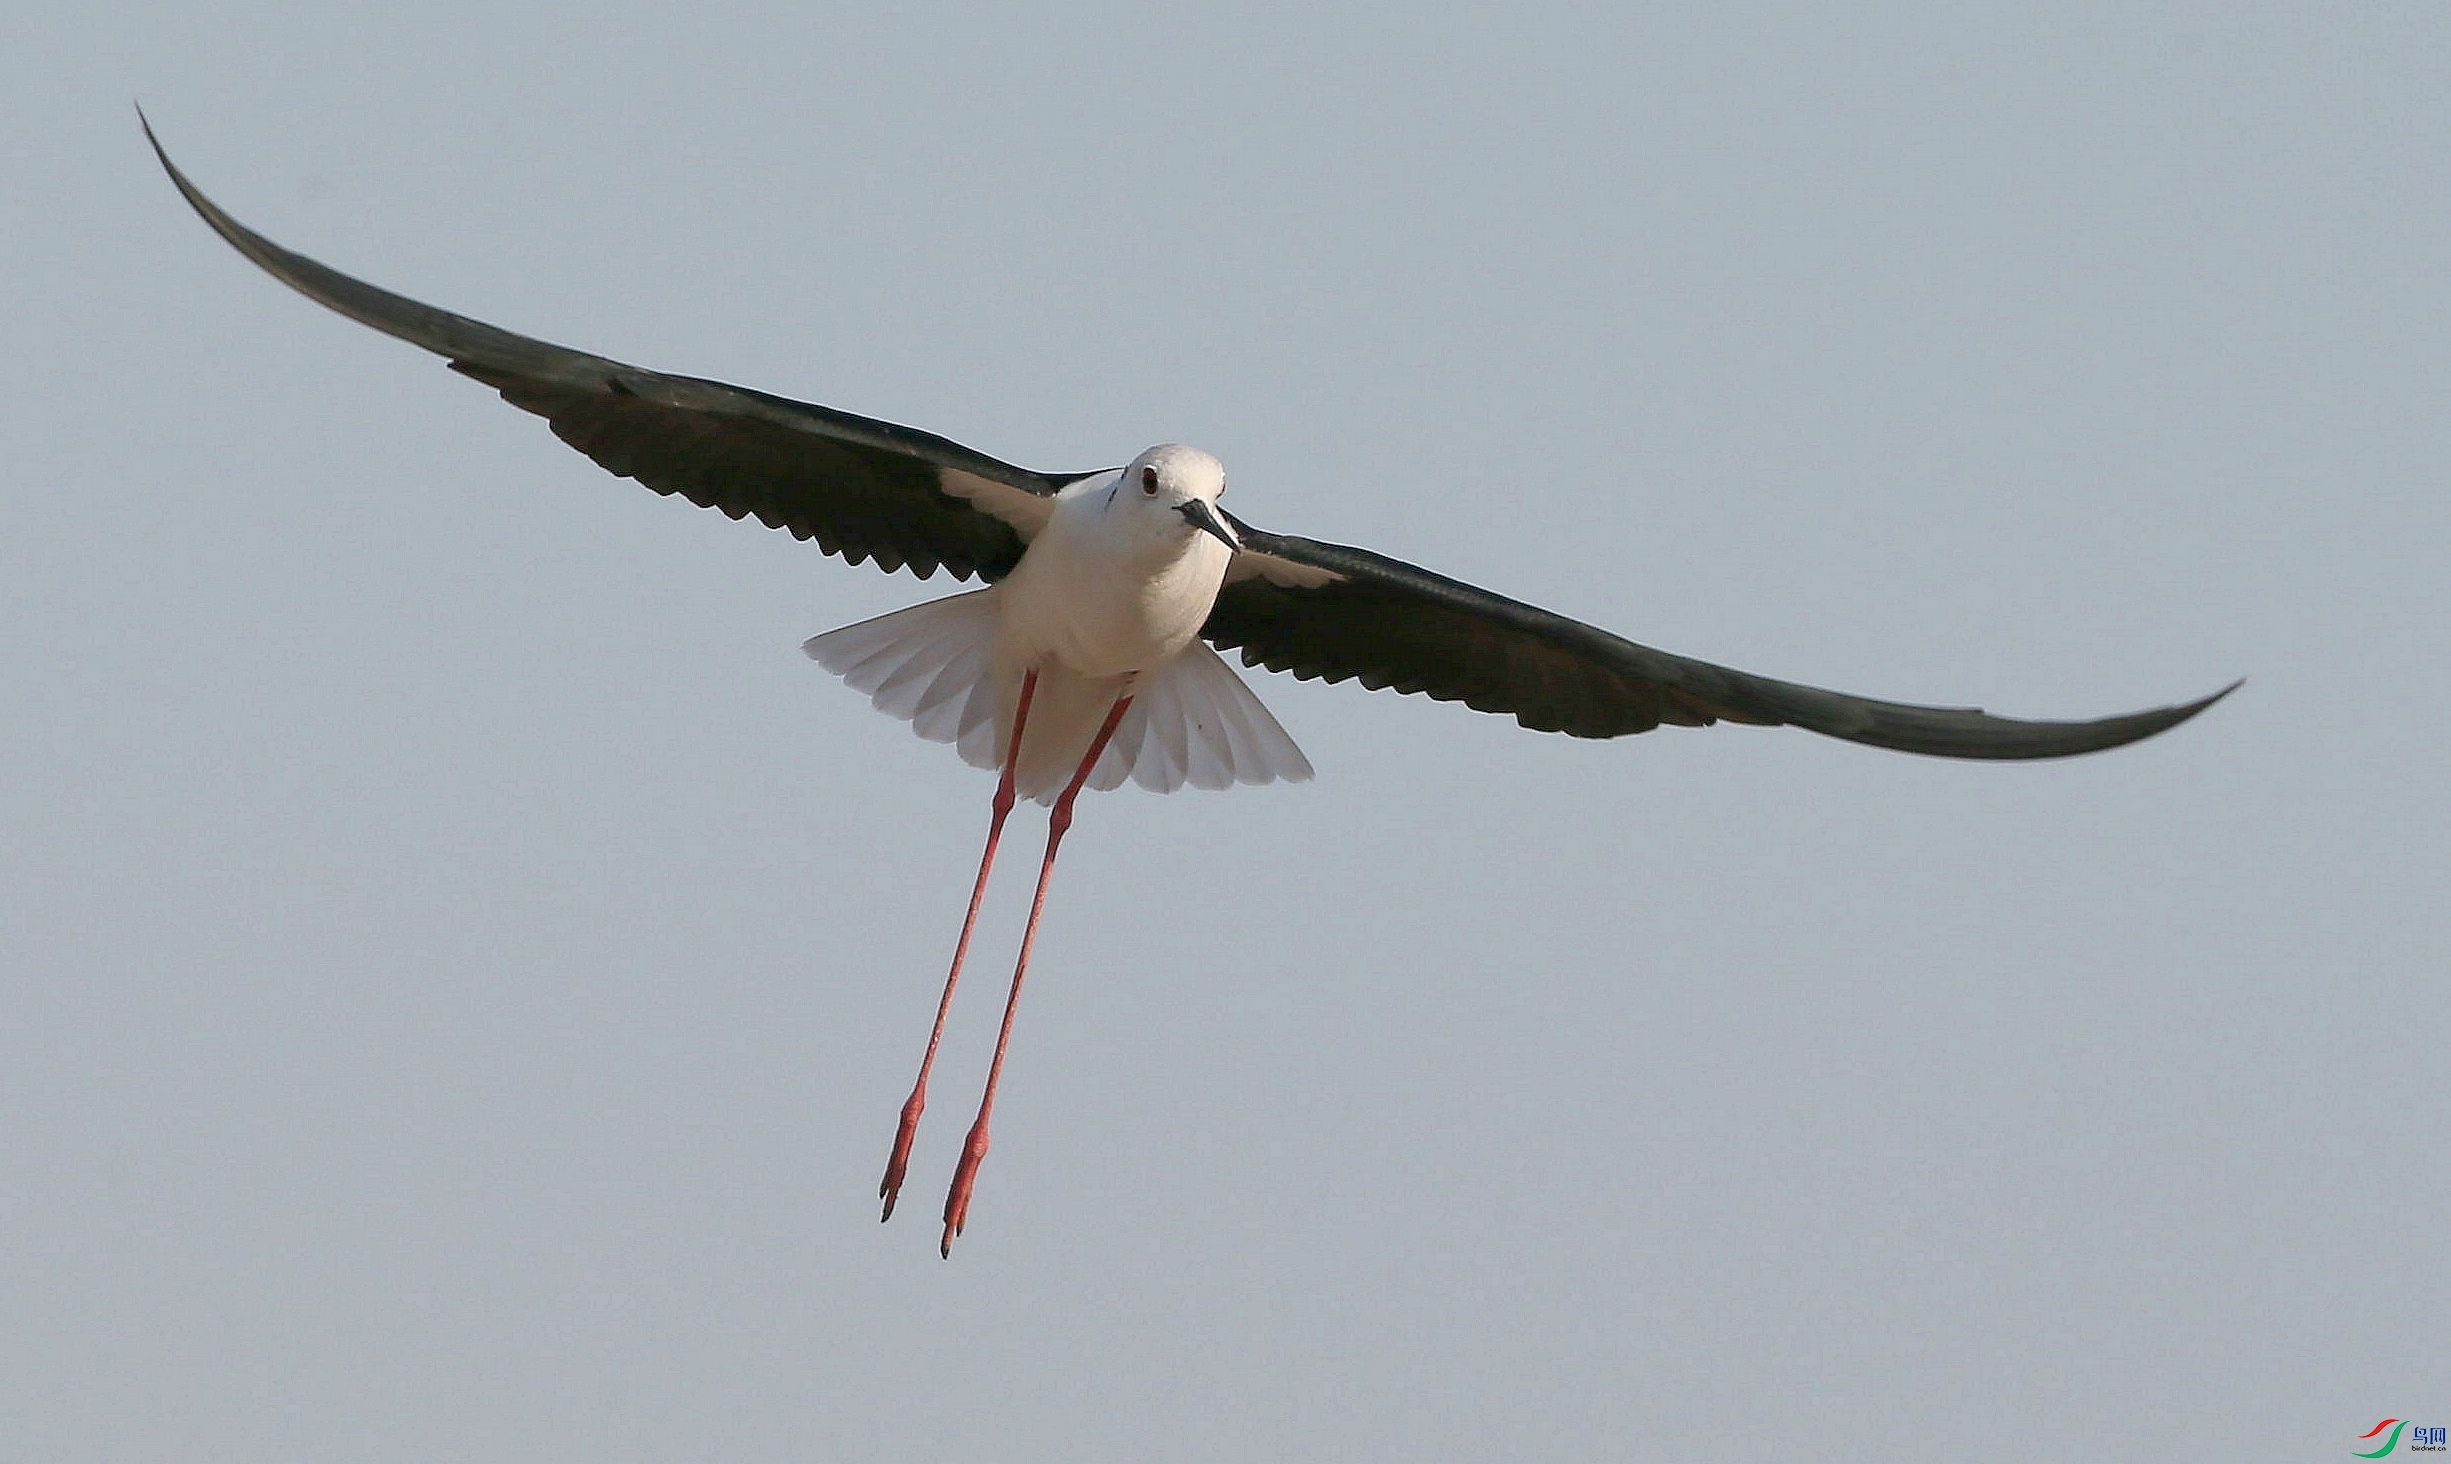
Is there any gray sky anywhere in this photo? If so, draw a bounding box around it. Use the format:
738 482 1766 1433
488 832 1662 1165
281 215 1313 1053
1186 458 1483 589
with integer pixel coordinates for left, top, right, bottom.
6 4 2444 1460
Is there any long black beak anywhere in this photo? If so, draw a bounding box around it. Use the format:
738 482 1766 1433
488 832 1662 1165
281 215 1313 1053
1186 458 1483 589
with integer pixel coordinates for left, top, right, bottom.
1176 498 1241 551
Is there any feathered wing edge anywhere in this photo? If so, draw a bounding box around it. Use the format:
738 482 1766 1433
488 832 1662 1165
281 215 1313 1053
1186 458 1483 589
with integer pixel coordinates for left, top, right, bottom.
804 593 1311 804
144 113 1073 583
1210 525 2236 758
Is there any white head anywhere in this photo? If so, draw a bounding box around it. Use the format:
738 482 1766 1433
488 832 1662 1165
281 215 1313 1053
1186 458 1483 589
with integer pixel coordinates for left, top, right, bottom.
1115 443 1239 553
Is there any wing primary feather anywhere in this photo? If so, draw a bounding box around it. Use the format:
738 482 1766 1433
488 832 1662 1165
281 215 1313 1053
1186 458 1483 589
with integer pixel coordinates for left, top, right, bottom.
142 113 1075 587
144 116 2232 764
1203 525 2234 760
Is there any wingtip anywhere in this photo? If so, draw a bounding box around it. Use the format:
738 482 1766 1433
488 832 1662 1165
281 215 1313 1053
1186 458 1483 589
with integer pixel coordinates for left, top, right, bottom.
135 102 171 169
136 105 216 225
2177 677 2246 720
1810 670 2243 761
2080 675 2242 754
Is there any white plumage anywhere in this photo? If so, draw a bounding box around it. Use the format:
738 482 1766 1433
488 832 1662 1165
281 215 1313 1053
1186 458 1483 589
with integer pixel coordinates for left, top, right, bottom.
804 445 1311 803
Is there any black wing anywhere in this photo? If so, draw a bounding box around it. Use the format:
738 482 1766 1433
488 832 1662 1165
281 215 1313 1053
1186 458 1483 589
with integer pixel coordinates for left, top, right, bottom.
146 116 1087 582
1207 525 2235 759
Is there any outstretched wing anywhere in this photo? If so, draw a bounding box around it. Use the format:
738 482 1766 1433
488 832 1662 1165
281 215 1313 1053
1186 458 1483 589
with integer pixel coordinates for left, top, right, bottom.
1208 525 2235 760
146 116 1094 582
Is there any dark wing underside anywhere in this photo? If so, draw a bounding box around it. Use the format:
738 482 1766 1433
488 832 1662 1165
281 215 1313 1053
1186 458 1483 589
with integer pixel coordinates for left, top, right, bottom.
146 116 1076 583
153 120 2229 762
1206 526 2235 759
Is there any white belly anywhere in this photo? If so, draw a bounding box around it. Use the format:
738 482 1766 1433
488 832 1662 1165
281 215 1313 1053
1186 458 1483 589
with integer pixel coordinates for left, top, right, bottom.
994 520 1231 680
801 470 1311 804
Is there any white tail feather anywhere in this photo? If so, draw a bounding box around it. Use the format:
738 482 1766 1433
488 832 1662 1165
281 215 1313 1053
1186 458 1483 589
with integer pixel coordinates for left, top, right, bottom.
806 592 1311 803
805 590 1006 774
1093 640 1312 795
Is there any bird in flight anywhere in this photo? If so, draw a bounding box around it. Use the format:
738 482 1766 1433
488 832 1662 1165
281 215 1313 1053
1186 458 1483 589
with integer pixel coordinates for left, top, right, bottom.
146 117 2232 1255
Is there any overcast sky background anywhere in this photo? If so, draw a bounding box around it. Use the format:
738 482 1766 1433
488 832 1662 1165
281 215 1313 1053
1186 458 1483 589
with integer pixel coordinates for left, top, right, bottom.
5 5 2445 1461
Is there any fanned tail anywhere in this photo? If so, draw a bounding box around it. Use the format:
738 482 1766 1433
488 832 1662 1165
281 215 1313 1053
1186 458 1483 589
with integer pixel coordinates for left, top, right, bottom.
804 590 1007 773
1091 640 1312 795
807 596 1311 802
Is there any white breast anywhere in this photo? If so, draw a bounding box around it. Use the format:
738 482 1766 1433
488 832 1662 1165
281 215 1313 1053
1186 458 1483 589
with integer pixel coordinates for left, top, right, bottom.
992 478 1233 680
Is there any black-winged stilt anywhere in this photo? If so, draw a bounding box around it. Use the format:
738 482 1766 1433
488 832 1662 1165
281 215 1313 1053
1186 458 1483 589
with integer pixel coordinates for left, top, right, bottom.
147 120 2234 1254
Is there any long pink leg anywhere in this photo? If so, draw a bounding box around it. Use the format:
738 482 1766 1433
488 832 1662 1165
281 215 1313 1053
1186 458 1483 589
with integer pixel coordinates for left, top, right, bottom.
940 691 1135 1257
878 669 1040 1222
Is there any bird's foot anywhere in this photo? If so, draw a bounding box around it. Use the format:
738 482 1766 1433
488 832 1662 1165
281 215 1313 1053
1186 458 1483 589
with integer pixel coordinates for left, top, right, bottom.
879 1088 926 1222
939 1119 991 1258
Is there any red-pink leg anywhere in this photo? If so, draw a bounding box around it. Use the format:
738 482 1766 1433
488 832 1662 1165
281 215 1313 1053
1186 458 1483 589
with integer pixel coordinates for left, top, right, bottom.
941 691 1135 1257
878 669 1040 1222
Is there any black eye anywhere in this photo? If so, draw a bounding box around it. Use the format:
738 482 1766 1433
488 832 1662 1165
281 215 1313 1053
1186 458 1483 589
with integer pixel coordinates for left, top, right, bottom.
1141 465 1159 494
